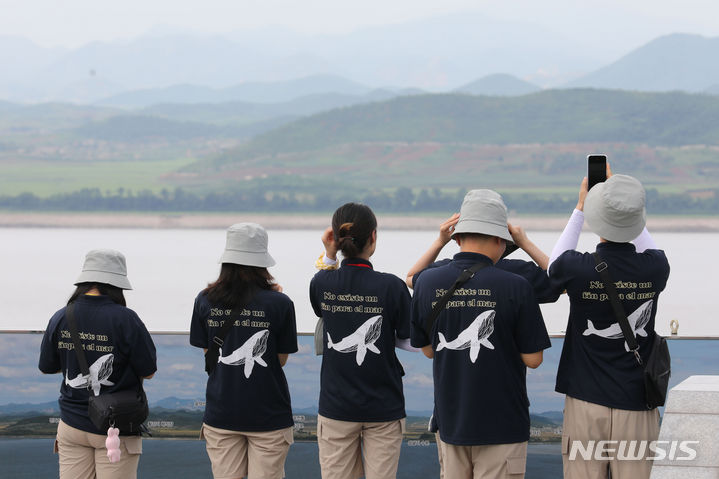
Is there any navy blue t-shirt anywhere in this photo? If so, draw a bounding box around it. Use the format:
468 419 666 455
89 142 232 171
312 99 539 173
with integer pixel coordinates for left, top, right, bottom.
413 257 559 304
410 252 551 446
38 295 157 434
190 288 298 431
309 258 410 422
549 242 670 410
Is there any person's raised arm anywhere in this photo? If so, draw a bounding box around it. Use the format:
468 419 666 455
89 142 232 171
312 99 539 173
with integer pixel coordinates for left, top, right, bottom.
405 213 459 289
548 177 588 267
321 226 338 261
549 162 614 267
508 223 549 270
632 227 658 252
314 226 340 271
312 226 339 272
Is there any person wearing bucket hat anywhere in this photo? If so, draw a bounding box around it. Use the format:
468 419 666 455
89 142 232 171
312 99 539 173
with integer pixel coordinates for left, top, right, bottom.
39 249 157 479
405 191 559 300
190 223 297 479
405 192 560 478
548 168 670 479
408 189 551 479
309 203 411 479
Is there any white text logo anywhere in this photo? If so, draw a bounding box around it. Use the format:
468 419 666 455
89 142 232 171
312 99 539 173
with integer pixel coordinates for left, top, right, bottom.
568 440 699 461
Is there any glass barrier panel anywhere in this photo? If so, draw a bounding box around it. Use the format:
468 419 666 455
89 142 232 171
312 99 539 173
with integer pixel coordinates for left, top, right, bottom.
1 333 717 478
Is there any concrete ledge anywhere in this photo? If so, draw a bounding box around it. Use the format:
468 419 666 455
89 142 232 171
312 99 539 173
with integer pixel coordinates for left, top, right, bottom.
664 375 719 415
651 375 719 478
651 466 719 479
653 414 719 467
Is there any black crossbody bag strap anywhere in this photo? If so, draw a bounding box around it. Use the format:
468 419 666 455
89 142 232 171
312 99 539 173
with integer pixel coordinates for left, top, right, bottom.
66 303 91 378
423 262 489 338
205 308 243 374
592 252 642 365
67 301 150 434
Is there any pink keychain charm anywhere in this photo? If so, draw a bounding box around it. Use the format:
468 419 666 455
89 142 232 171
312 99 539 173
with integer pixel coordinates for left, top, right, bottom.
106 427 121 463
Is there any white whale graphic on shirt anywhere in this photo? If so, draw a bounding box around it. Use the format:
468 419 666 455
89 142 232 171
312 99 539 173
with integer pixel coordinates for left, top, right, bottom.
327 315 383 366
218 329 269 378
65 353 115 396
436 310 495 363
582 299 654 351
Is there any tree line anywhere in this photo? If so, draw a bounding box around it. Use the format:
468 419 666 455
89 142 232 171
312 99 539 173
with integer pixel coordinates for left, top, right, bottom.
0 187 717 215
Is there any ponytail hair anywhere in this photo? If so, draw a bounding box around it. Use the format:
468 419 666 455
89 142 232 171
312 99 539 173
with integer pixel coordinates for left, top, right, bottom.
331 203 377 258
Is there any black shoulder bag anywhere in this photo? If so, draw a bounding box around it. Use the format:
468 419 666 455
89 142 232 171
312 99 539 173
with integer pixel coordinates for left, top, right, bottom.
314 317 324 356
423 262 489 338
592 252 671 409
204 308 243 375
66 303 149 434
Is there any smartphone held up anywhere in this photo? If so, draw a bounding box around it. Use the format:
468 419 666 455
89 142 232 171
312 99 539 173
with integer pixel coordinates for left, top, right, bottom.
587 154 607 190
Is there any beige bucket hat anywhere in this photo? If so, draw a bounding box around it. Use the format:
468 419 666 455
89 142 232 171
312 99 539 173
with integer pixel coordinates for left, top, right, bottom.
452 189 513 243
584 174 646 243
219 223 276 267
75 249 132 290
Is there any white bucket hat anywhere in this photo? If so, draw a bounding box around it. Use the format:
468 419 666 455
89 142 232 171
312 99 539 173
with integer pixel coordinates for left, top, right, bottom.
75 249 132 290
219 223 276 267
584 174 646 243
452 189 513 243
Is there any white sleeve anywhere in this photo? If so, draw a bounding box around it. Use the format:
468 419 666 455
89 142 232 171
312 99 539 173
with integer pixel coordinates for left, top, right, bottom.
632 227 657 253
549 209 584 268
322 255 338 266
395 335 420 352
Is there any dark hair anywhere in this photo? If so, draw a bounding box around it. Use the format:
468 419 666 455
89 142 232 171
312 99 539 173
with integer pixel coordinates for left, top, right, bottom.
204 263 275 309
68 283 126 306
332 202 377 258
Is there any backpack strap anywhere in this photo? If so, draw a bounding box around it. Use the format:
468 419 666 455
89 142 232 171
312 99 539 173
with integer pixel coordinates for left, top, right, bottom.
423 262 490 338
66 303 91 378
591 252 641 365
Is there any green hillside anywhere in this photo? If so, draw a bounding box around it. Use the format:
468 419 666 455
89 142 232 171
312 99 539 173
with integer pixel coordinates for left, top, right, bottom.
198 89 719 169
174 90 719 199
75 115 227 141
1 90 718 213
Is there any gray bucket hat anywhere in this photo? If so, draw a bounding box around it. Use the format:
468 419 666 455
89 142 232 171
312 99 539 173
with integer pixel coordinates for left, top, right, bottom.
220 223 276 267
584 174 646 243
452 189 513 243
75 249 132 290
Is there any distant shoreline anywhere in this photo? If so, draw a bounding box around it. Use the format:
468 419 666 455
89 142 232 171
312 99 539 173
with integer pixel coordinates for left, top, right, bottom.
1 212 718 232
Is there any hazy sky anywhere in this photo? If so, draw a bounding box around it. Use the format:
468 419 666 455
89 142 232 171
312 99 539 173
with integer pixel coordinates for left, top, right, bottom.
1 0 718 48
